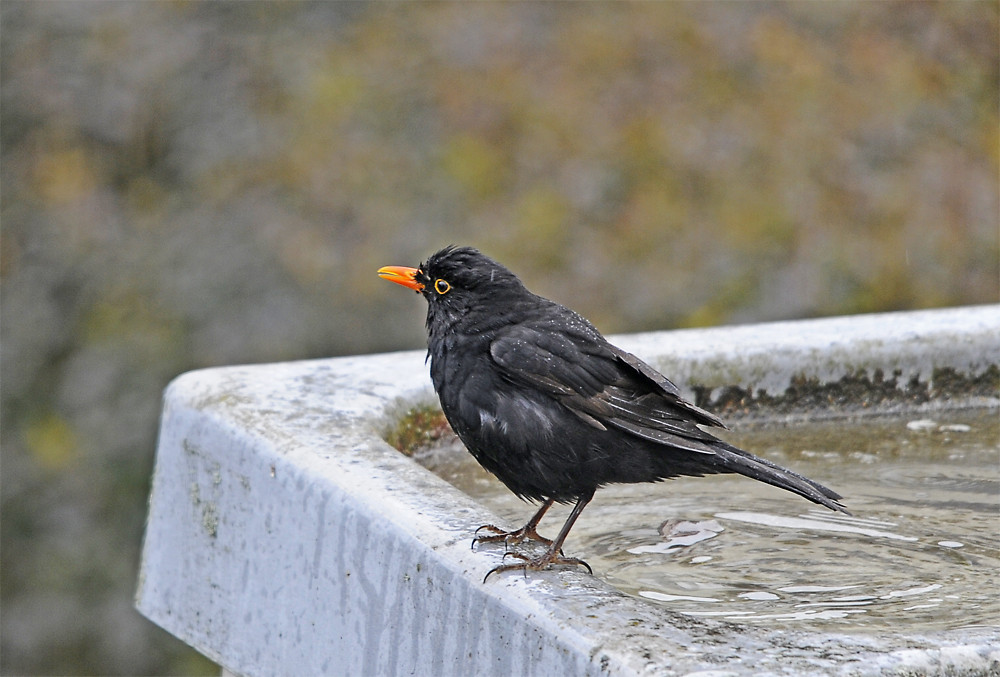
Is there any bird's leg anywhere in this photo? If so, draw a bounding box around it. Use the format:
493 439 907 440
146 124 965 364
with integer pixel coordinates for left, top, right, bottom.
473 499 555 550
484 490 595 582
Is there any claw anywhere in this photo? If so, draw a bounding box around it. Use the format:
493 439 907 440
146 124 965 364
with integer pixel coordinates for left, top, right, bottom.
477 494 594 581
472 499 556 552
483 550 592 582
500 551 527 564
472 522 554 550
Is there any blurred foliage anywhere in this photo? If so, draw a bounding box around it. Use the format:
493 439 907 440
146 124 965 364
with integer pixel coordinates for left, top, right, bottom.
1 1 997 674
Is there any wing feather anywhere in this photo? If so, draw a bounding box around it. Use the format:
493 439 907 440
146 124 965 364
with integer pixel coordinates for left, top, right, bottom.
489 324 721 455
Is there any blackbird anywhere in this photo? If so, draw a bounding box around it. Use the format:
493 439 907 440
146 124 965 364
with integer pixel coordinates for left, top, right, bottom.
379 246 848 580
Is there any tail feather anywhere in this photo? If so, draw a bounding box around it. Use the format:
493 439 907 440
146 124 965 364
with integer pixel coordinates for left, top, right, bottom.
710 441 850 515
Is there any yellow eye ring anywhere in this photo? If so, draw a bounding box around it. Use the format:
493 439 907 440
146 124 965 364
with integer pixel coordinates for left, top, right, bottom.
434 279 451 294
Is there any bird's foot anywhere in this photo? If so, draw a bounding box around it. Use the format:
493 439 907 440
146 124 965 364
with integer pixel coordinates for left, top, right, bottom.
483 549 592 583
472 523 554 550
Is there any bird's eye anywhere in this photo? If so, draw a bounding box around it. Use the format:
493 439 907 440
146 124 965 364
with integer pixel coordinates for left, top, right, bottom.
434 278 451 295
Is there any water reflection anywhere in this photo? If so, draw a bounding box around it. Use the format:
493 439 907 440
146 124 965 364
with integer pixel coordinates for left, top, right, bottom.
714 510 918 541
640 578 952 625
628 519 725 554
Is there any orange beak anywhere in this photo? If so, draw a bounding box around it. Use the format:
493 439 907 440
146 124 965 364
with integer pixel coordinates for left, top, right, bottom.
377 265 424 292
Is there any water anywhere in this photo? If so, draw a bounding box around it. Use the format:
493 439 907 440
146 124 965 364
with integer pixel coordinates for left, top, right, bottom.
414 410 999 632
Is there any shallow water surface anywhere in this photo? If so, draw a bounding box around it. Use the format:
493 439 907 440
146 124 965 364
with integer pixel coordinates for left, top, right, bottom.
415 410 999 632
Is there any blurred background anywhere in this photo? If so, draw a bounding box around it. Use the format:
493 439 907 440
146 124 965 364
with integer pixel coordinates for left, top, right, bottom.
1 2 997 674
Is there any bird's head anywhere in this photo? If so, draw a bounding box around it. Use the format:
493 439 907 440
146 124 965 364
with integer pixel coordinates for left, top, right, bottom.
378 246 527 329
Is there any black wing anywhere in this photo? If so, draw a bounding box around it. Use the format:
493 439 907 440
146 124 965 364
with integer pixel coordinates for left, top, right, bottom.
489 320 849 513
488 321 725 455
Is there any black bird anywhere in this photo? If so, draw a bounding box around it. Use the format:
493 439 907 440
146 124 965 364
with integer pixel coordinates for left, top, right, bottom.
379 246 848 580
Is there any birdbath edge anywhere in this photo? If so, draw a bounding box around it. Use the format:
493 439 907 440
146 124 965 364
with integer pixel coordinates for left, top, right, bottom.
135 305 1000 677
